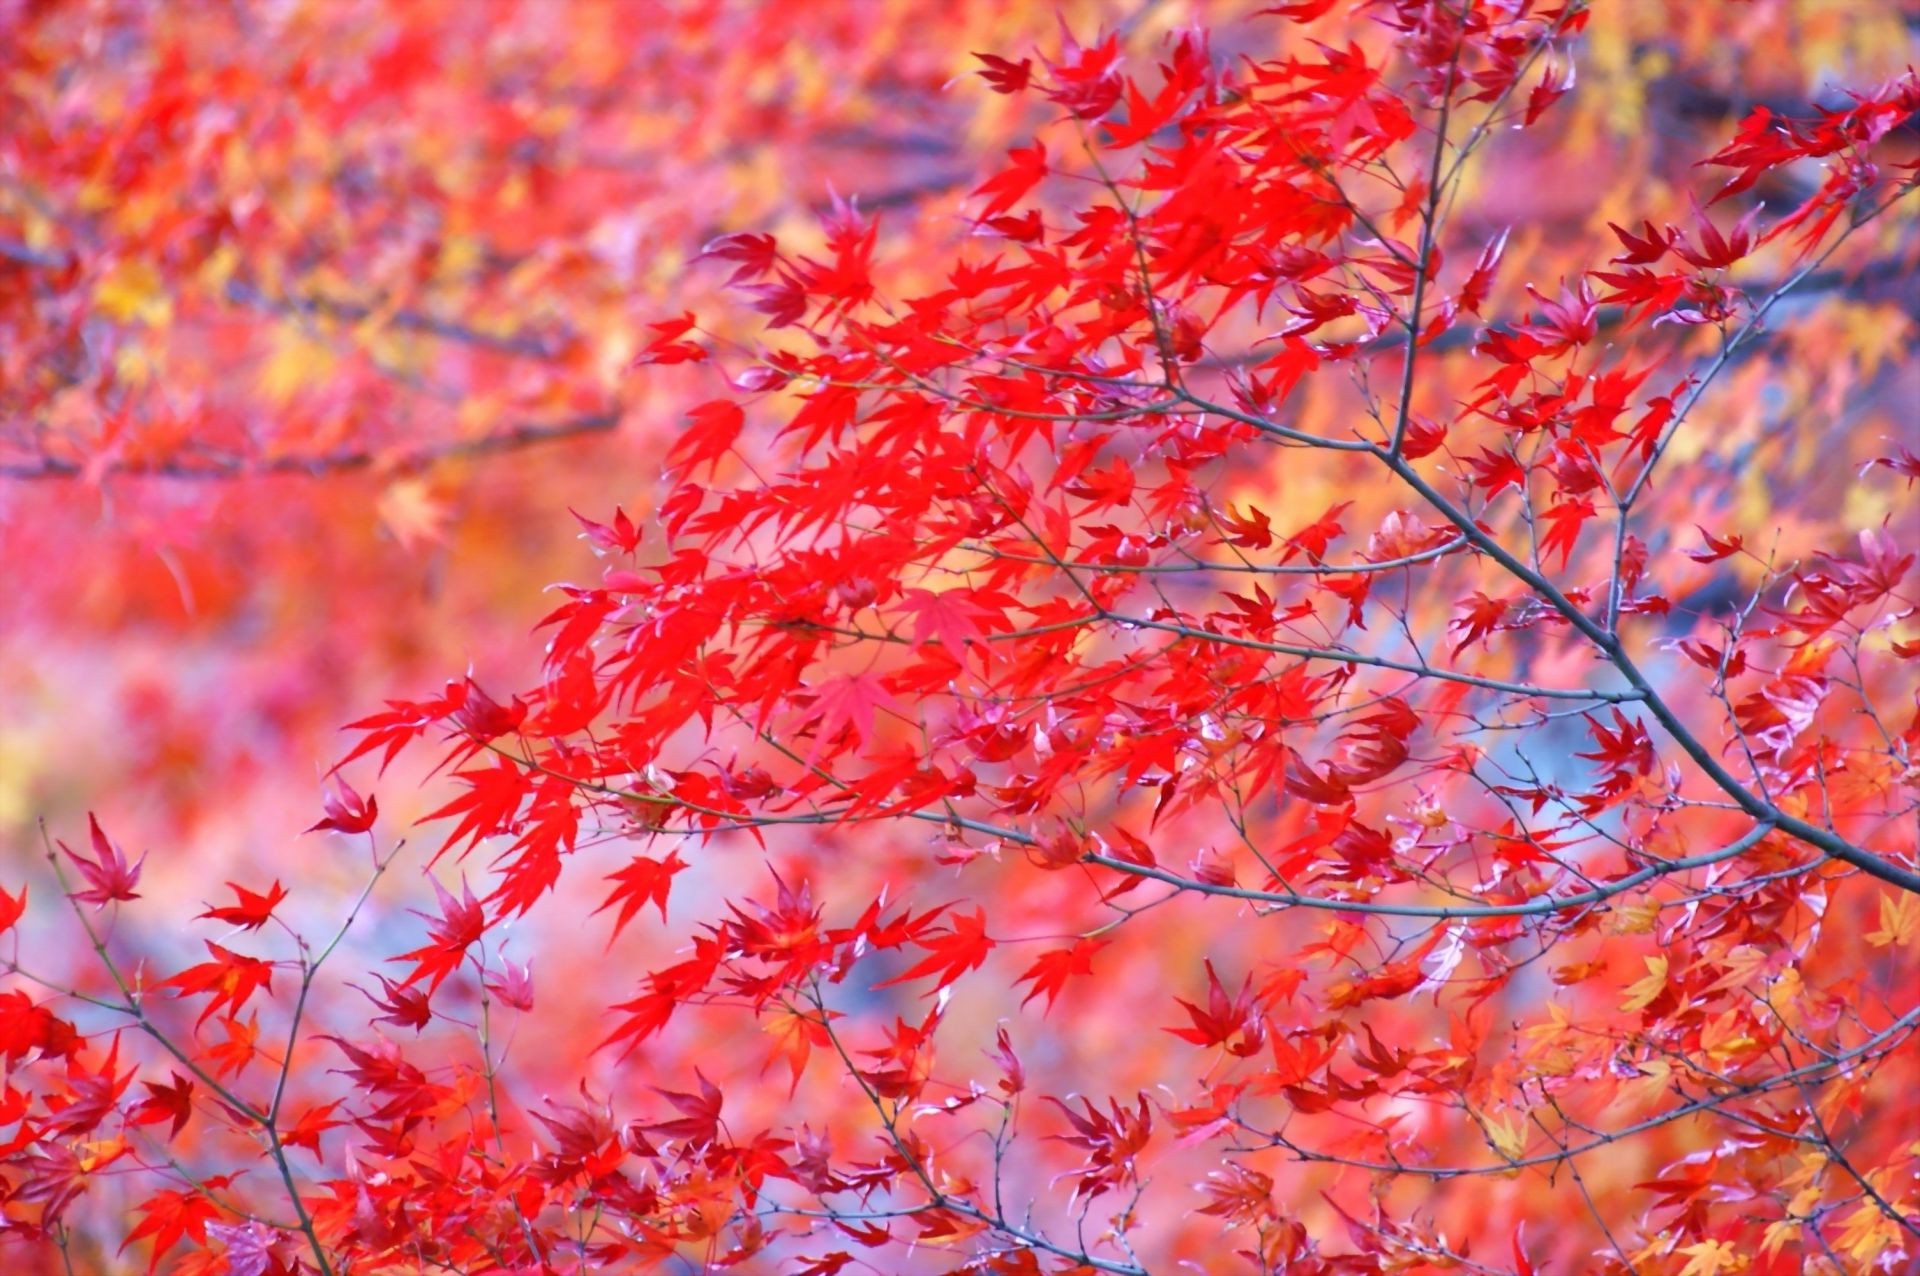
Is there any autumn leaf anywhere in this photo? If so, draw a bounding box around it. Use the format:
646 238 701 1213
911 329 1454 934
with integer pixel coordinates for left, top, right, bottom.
160 942 278 1026
122 1183 227 1274
668 400 745 479
595 850 689 943
207 1220 280 1276
196 881 288 932
798 672 899 761
61 815 145 910
1016 938 1106 1014
1866 891 1919 948
1620 955 1670 1013
307 778 378 835
394 875 487 992
128 1073 195 1141
876 908 994 994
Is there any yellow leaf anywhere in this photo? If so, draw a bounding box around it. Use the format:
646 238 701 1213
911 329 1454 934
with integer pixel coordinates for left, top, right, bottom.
1702 1009 1760 1066
260 327 340 405
1702 944 1768 994
76 1136 128 1171
378 479 451 551
1866 891 1919 948
1620 954 1669 1013
1766 966 1806 1031
1609 902 1659 935
92 258 172 327
1836 1199 1901 1266
1676 1238 1745 1276
1484 1110 1528 1160
1758 1219 1799 1263
1621 1058 1673 1114
1523 1000 1573 1043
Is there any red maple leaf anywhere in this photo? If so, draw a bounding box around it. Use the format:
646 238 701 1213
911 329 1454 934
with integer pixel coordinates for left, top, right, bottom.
196 880 288 931
595 851 689 943
160 942 278 1026
876 907 995 994
1016 938 1106 1014
61 814 145 910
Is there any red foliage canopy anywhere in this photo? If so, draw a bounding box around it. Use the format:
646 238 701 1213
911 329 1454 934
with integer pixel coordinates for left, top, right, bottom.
2 2 1919 1274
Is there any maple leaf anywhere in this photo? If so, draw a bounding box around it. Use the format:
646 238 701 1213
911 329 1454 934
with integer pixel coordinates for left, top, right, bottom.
122 1183 228 1275
394 875 487 992
204 1014 260 1079
973 52 1032 94
1281 502 1351 564
160 942 278 1027
895 588 1009 662
0 882 24 936
486 955 536 1012
876 907 994 994
1167 961 1264 1055
595 850 689 942
279 1101 345 1158
1467 448 1527 498
1449 591 1512 655
763 1006 832 1096
697 232 780 285
195 880 288 931
128 1072 195 1140
570 503 642 556
354 973 433 1032
377 477 450 551
798 672 899 761
1620 955 1671 1013
668 399 745 479
645 1069 725 1147
61 815 145 909
1871 445 1920 486
1538 496 1594 570
307 777 378 834
1043 1093 1153 1196
973 141 1048 219
207 1220 280 1276
1676 1240 1742 1276
1016 938 1106 1013
1685 526 1745 563
1253 336 1320 405
1866 891 1919 948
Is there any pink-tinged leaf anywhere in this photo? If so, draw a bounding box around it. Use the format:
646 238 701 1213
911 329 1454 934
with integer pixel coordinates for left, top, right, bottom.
1523 60 1574 126
486 955 536 1012
696 232 779 285
62 815 145 909
354 973 433 1033
571 504 642 555
394 875 487 993
1870 446 1920 487
207 1220 280 1276
307 777 378 834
